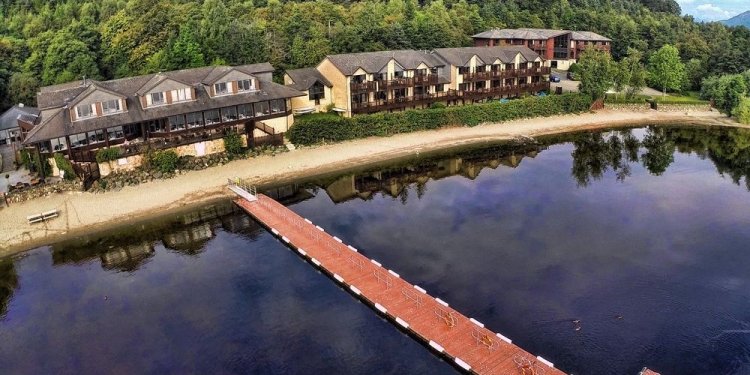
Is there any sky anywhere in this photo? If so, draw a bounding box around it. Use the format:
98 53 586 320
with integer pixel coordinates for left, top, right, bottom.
676 0 748 21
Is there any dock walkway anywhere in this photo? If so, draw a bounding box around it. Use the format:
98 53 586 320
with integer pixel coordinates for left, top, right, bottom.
235 193 565 375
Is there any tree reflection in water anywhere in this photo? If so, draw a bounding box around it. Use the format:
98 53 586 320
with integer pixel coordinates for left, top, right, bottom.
0 260 18 318
567 126 750 188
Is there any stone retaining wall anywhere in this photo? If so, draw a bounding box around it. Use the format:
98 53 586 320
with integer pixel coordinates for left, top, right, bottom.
5 179 84 204
605 103 712 113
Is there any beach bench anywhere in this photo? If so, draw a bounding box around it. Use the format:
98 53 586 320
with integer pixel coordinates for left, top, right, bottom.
27 210 59 224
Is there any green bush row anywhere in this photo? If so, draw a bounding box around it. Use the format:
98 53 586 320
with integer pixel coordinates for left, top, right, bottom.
95 147 122 163
150 150 180 173
53 153 75 180
288 94 593 145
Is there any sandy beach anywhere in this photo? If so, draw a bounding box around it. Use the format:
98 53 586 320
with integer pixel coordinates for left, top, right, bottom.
0 109 741 257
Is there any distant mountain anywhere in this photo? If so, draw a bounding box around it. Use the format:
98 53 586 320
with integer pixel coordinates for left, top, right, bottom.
723 11 750 28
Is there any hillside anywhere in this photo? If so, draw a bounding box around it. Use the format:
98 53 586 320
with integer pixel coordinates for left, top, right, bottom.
723 11 750 28
1 0 749 113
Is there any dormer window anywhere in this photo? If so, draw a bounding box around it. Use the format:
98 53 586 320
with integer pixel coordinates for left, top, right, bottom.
151 92 165 106
102 99 121 114
76 104 94 119
173 88 191 102
214 82 228 95
238 79 253 92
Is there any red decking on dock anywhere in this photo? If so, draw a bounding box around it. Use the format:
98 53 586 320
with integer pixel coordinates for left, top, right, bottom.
235 194 565 375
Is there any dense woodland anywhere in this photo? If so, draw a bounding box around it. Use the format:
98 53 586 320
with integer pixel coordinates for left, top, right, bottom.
0 0 749 112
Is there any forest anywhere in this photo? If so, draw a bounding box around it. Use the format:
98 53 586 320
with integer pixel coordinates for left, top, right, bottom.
1 0 749 112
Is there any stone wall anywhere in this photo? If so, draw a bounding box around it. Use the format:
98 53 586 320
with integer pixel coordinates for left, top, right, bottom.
99 155 144 177
5 179 84 204
604 103 712 112
173 138 226 157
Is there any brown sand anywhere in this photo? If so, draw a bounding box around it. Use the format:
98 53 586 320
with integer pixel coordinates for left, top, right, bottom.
0 109 741 257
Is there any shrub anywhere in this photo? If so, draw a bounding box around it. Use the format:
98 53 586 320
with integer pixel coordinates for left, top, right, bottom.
223 132 244 156
53 153 75 180
429 102 446 109
734 97 750 124
95 147 122 163
151 150 179 173
288 94 593 145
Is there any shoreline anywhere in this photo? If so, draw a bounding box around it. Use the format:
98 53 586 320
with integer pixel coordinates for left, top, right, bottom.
0 109 743 258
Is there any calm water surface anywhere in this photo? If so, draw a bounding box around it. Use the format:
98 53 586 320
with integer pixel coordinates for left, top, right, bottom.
2 125 750 374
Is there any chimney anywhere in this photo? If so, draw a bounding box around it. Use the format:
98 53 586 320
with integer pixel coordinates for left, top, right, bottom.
82 76 87 86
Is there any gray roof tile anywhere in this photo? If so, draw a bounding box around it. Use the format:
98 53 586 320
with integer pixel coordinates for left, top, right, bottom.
0 105 40 131
285 68 333 90
325 50 446 76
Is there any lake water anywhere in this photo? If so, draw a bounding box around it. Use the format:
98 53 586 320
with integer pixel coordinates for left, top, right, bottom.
2 125 750 374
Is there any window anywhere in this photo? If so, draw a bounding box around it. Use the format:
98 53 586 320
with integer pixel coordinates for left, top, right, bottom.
214 82 228 95
204 109 221 125
88 129 105 144
102 99 121 114
123 124 140 138
430 67 439 75
270 99 284 114
352 75 366 84
186 112 204 128
69 133 88 148
254 101 270 116
148 120 167 133
394 70 405 78
151 92 165 106
436 84 445 92
459 83 470 91
376 73 387 81
173 88 191 102
416 69 428 77
237 79 253 92
76 104 93 119
238 104 253 119
108 126 124 140
222 107 238 122
51 137 68 152
458 66 470 75
475 65 485 73
309 82 325 102
169 115 186 131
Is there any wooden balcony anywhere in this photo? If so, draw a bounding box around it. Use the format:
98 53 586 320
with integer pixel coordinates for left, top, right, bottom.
351 82 551 114
351 92 453 114
350 81 378 93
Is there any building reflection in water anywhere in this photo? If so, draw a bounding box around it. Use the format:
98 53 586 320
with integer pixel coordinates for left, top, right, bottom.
310 142 543 204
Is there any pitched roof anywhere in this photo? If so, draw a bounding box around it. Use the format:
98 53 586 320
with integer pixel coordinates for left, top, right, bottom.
473 28 611 42
37 63 275 110
324 49 446 76
432 46 542 67
25 63 302 144
570 30 612 42
0 105 40 131
284 68 333 91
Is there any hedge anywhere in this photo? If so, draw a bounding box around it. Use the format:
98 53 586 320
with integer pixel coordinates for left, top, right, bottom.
53 153 75 180
288 94 593 145
150 150 179 173
95 147 122 163
223 132 244 157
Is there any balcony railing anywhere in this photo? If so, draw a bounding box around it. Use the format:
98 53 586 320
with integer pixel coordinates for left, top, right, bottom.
351 82 551 114
350 81 378 92
465 67 551 81
350 75 440 92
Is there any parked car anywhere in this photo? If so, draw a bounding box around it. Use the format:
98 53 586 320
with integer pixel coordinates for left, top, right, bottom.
549 75 561 83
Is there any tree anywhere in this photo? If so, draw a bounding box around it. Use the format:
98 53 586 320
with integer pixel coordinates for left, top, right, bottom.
577 49 616 101
163 26 205 71
614 49 646 98
8 72 39 107
41 31 99 85
648 44 685 96
734 97 750 125
641 127 675 175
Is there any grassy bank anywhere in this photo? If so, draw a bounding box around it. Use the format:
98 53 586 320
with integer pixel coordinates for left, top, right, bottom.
288 94 593 145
